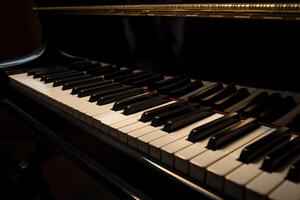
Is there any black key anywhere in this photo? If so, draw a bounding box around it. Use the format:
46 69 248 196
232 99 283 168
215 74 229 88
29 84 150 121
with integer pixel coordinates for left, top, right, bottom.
28 67 48 76
163 110 212 133
112 93 159 111
214 88 250 110
29 66 67 77
151 105 197 127
168 80 203 98
238 128 291 164
89 85 133 102
122 72 154 84
71 80 113 94
234 91 269 112
78 83 120 98
187 113 240 143
157 78 191 94
123 96 169 115
114 71 146 82
132 74 164 87
104 69 132 79
97 88 145 105
62 76 103 90
207 118 259 150
148 76 183 91
286 158 300 183
201 85 237 106
242 93 282 117
259 96 296 123
41 70 79 82
90 66 119 76
53 74 92 87
140 101 186 122
188 83 223 103
261 137 300 172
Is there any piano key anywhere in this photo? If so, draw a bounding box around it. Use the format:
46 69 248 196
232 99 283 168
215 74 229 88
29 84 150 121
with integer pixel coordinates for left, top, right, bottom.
189 125 271 182
71 79 113 94
187 113 240 143
205 128 276 192
113 71 145 82
200 84 237 105
241 93 282 117
269 180 300 200
147 76 182 91
149 113 222 160
245 167 290 200
42 71 85 83
53 74 92 87
163 109 212 133
188 83 223 103
160 114 224 166
213 88 250 110
140 101 185 122
62 76 103 90
76 82 118 97
89 85 133 102
28 67 51 76
127 125 163 148
151 105 196 127
103 69 132 79
122 72 155 84
206 118 259 150
238 128 291 164
167 80 203 98
31 66 68 78
225 89 266 112
123 95 169 115
112 92 159 111
97 88 145 105
286 158 300 183
157 78 191 94
179 82 217 101
132 74 164 87
89 65 120 76
261 137 300 172
259 96 297 123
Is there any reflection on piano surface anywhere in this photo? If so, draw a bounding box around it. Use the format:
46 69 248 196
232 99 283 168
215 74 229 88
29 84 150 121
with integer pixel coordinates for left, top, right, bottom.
1 1 300 200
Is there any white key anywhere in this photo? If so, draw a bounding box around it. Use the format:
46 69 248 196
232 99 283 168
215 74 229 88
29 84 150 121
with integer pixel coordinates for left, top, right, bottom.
269 180 300 200
149 113 223 160
225 162 264 200
174 138 211 174
118 122 149 143
189 126 271 182
127 125 162 148
245 169 290 200
206 128 276 192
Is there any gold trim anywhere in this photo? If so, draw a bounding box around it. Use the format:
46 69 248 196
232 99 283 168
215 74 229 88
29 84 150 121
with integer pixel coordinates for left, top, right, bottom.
33 4 300 20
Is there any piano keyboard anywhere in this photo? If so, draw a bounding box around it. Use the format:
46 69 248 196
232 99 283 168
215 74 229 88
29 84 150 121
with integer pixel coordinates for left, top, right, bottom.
7 61 300 200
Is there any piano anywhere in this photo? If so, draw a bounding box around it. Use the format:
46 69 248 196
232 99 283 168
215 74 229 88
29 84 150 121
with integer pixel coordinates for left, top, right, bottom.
1 1 300 199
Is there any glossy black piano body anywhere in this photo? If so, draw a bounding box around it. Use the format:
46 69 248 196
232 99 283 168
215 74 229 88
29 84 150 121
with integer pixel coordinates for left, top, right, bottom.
1 1 300 200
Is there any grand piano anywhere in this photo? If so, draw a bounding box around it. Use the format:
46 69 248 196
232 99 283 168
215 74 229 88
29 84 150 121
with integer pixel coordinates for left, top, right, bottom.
1 0 300 199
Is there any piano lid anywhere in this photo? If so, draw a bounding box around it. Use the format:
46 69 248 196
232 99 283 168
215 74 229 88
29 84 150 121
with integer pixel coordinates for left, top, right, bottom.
32 1 300 92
